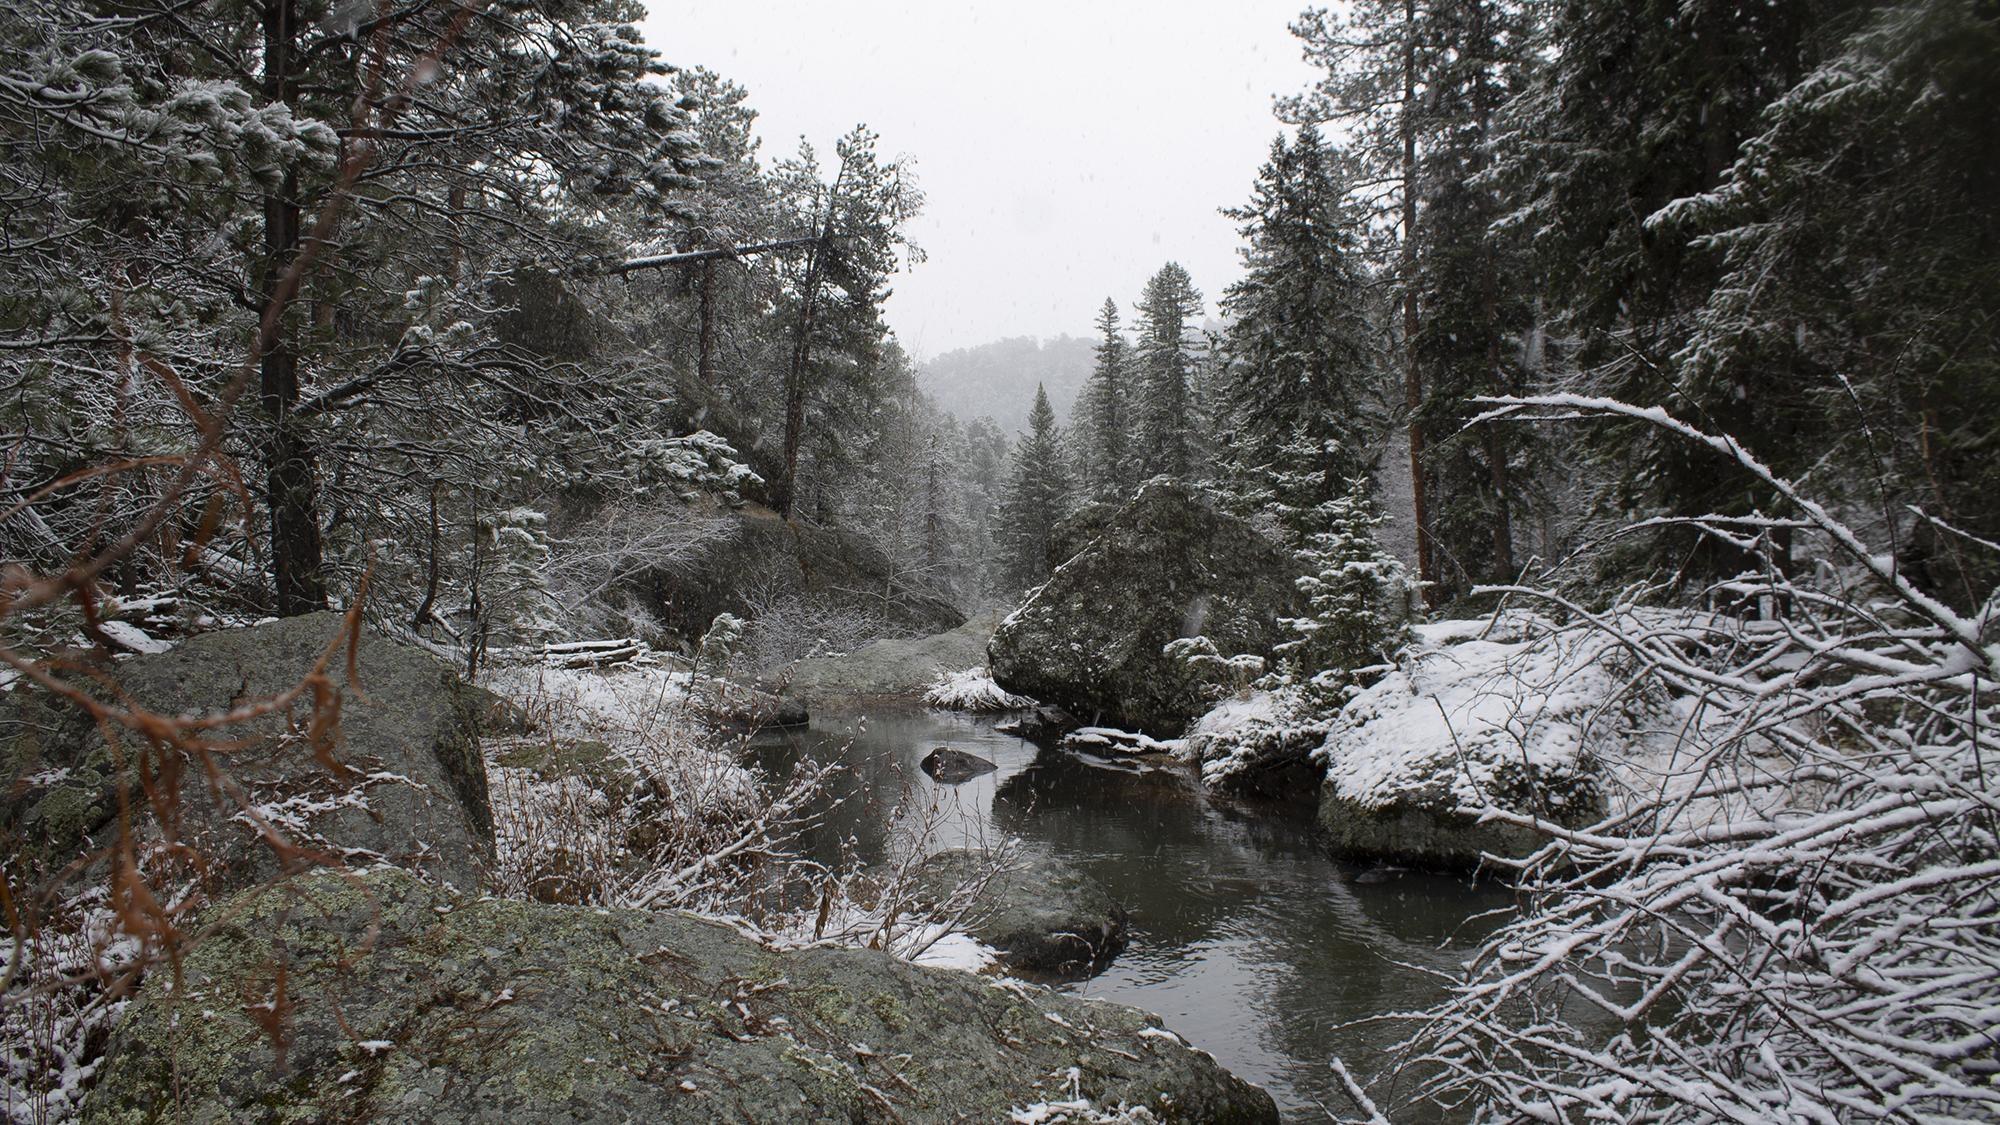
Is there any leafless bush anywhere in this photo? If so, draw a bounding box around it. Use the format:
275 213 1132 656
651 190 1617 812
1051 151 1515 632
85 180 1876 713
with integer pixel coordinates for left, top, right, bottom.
1 886 139 1125
542 500 735 641
1362 396 2000 1123
480 661 832 913
738 585 892 675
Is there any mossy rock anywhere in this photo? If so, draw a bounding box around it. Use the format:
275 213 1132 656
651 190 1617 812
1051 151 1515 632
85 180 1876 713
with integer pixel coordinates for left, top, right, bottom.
3 613 492 892
989 478 1302 737
1316 773 1604 870
84 868 1275 1123
914 847 1128 977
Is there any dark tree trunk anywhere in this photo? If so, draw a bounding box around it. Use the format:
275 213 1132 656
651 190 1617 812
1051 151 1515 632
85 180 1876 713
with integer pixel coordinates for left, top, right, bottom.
260 0 326 615
774 240 822 520
697 256 717 385
1402 0 1436 607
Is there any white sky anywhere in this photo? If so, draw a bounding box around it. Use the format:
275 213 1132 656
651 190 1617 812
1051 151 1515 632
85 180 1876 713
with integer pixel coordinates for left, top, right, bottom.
636 0 1321 359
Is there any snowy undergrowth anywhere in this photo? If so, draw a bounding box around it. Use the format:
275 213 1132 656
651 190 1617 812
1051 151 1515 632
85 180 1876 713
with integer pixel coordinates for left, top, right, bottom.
478 660 798 912
483 660 1014 975
1 891 139 1125
923 666 1034 712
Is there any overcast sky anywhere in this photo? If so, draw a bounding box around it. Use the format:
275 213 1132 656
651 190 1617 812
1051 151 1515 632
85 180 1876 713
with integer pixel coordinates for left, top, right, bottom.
636 1 1321 360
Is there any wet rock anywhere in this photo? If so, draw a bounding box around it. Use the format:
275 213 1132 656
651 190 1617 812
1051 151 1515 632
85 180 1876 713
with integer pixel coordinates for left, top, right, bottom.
916 848 1129 977
994 704 1080 744
3 613 492 892
1044 500 1119 571
648 505 965 645
1316 787 1589 870
776 611 1001 707
989 478 1302 738
921 747 998 784
85 868 1275 1124
1352 864 1407 885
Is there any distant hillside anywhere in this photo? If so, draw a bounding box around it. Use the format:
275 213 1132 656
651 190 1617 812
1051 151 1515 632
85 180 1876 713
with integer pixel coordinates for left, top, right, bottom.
919 335 1095 435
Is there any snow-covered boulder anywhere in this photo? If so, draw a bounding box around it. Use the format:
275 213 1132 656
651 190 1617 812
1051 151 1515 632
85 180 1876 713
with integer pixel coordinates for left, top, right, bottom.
924 665 1035 712
1184 686 1331 800
988 479 1302 737
1313 618 1622 868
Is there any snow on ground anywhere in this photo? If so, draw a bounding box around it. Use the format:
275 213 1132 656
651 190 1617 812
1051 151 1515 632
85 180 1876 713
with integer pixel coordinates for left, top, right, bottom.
1278 608 1795 829
477 660 766 908
924 666 1034 712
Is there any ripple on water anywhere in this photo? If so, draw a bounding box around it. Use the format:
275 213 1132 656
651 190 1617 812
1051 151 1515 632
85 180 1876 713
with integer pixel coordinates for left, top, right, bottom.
752 707 1511 1120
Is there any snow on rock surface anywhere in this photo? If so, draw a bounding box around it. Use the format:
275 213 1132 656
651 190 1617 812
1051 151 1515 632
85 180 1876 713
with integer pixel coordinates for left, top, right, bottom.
1307 612 1699 866
924 666 1035 712
1183 686 1331 799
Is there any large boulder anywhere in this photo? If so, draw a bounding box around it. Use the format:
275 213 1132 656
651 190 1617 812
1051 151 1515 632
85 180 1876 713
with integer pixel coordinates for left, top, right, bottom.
85 868 1275 1124
1313 620 1620 868
776 610 1000 706
648 505 965 646
2 613 492 893
915 847 1129 977
988 479 1302 737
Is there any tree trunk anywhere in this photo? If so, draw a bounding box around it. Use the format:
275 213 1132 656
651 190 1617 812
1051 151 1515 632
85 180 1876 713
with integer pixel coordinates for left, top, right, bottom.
698 256 717 385
774 239 823 520
1474 5 1514 585
261 0 326 616
1402 0 1437 607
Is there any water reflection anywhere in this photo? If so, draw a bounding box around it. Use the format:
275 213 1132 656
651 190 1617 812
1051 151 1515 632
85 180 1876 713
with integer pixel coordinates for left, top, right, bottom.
751 707 1512 1120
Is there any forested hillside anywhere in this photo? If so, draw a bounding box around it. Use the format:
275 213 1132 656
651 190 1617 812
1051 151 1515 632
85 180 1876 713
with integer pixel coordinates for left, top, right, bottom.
3 0 1997 1121
917 335 1094 435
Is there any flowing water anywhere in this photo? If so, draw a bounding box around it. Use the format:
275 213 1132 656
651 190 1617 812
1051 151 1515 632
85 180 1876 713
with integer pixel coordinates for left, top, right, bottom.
751 707 1514 1121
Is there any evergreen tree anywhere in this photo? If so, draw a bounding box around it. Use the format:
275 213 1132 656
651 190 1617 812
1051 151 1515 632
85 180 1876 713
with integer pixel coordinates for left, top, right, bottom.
1131 263 1205 480
1274 478 1414 699
1491 0 1843 587
1410 0 1539 598
1075 298 1135 500
995 384 1073 590
770 129 925 518
1220 124 1379 541
1674 0 2000 606
1287 0 1437 595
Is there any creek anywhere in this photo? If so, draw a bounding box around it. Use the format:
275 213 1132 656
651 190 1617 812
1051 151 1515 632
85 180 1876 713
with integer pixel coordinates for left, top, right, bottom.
752 707 1514 1120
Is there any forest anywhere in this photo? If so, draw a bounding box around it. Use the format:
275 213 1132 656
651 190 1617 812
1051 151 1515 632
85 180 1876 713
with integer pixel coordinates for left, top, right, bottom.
2 0 1997 1121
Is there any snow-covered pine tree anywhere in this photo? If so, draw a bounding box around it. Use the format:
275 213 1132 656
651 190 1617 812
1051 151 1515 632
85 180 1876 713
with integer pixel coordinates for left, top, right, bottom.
1286 0 1437 597
1075 298 1135 502
770 128 925 519
1489 0 1838 589
994 384 1074 592
1408 0 1541 600
1220 124 1380 544
1274 477 1413 699
1131 263 1205 480
1672 0 2000 607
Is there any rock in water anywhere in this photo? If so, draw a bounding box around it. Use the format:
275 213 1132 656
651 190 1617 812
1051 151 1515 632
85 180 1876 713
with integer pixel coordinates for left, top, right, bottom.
988 478 1302 737
84 868 1275 1124
921 746 998 784
915 848 1129 977
3 612 492 893
993 704 1080 744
